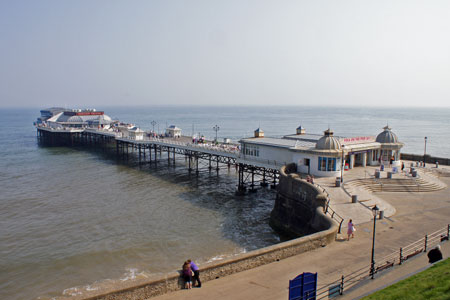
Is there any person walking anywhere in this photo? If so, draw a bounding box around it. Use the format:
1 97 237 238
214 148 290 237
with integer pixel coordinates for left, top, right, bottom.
187 259 201 287
347 219 356 241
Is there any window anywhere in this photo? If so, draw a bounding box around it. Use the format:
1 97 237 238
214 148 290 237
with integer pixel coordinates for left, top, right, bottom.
244 145 260 157
327 158 336 171
318 157 337 171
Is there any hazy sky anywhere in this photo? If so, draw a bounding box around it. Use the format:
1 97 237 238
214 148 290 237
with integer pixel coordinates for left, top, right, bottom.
1 0 449 108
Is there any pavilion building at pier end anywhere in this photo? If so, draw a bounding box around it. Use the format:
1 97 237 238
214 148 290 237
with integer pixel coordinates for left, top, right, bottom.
239 125 404 177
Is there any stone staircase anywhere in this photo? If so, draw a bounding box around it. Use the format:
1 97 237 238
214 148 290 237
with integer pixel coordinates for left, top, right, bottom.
344 175 446 193
421 167 450 178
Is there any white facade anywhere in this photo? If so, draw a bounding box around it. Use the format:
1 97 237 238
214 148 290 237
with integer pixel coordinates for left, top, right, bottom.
239 126 404 177
166 125 182 137
128 127 145 140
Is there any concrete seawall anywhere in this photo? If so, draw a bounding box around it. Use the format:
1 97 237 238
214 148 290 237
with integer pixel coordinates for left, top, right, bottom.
401 153 450 166
63 164 338 300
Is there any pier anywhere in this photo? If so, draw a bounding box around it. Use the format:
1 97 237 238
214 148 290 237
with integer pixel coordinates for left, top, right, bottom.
36 125 280 193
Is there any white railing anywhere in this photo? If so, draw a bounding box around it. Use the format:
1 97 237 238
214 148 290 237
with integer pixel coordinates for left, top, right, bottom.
238 156 287 168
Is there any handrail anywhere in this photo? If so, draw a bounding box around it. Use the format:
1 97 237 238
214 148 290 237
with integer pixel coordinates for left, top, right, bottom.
318 183 344 234
310 224 449 299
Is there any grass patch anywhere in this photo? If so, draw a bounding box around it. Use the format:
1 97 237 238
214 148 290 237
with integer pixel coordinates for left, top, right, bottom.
362 258 450 300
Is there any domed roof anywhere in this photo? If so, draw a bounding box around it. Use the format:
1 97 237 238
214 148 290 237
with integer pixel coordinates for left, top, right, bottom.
316 129 341 150
376 125 399 143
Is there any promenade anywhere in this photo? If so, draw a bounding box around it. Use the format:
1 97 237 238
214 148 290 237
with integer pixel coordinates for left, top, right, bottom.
153 164 450 300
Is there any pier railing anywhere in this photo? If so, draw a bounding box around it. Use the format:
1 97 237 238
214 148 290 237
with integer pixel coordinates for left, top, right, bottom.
238 156 288 168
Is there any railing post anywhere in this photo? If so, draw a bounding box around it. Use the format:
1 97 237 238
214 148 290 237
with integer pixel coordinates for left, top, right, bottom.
340 275 344 295
424 235 428 252
338 219 343 234
399 248 403 265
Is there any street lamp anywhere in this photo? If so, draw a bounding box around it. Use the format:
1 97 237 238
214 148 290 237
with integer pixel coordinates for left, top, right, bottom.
424 137 428 167
341 145 345 183
213 125 220 142
151 120 156 134
370 205 379 279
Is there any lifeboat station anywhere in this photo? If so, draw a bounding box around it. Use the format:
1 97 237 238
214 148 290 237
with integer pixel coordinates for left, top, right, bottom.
239 125 404 178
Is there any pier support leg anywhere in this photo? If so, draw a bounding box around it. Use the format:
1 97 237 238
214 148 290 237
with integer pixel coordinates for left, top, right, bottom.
188 152 192 172
261 169 268 187
237 164 246 194
271 171 277 189
196 154 199 175
139 145 142 162
250 167 256 192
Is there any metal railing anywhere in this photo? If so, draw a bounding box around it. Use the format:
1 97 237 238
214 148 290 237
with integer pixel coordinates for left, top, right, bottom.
297 224 450 300
117 135 241 155
324 203 344 234
314 183 345 234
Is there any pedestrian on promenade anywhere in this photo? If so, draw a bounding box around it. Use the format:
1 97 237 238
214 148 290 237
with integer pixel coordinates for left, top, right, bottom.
347 219 355 241
182 261 193 289
187 259 202 287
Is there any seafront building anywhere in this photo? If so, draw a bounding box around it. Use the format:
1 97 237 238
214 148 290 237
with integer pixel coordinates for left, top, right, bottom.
36 107 116 129
36 107 404 178
239 125 404 177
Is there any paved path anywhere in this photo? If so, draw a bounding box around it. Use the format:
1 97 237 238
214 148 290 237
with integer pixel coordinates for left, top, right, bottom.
151 165 450 300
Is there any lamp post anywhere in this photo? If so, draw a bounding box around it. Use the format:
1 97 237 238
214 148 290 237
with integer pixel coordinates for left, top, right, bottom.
341 145 345 183
424 137 428 167
151 120 156 135
370 205 379 279
213 125 220 142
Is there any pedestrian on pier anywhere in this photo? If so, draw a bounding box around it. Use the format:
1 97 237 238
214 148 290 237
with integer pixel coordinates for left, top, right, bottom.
347 219 356 241
187 259 202 287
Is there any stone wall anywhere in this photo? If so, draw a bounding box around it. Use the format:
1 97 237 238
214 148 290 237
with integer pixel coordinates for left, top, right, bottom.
270 163 333 238
401 153 450 166
62 164 338 300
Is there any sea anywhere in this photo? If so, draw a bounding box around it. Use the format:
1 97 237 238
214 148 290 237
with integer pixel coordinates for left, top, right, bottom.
1 106 449 300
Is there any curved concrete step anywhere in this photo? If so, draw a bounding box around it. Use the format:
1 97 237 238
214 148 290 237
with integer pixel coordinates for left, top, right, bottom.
344 175 446 193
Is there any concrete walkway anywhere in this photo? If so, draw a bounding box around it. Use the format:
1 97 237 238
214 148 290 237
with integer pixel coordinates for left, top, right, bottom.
152 165 450 300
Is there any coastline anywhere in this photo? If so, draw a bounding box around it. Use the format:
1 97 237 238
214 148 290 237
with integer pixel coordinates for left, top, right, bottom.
57 215 337 300
57 161 450 300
